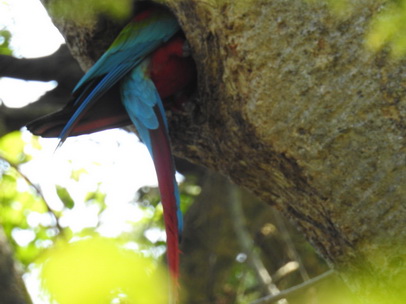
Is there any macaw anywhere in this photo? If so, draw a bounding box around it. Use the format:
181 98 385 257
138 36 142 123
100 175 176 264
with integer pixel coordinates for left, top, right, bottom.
27 4 196 295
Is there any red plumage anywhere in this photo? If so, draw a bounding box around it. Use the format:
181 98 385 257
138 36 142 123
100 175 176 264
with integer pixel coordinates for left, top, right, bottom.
27 10 196 300
150 107 180 281
27 35 196 137
150 36 195 99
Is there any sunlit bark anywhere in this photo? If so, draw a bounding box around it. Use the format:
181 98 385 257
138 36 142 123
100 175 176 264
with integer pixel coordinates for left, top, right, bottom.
38 1 406 302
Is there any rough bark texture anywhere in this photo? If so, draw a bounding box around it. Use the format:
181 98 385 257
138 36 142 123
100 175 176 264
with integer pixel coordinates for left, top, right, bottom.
38 0 405 302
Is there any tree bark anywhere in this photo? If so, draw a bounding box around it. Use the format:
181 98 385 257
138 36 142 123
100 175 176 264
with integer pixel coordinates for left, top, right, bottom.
38 0 406 302
0 227 33 304
0 45 83 136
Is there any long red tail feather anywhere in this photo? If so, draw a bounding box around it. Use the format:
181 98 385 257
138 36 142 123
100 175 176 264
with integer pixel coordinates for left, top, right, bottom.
149 107 180 299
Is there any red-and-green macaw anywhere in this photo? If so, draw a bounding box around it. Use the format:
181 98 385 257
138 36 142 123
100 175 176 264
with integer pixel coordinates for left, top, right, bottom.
27 4 196 297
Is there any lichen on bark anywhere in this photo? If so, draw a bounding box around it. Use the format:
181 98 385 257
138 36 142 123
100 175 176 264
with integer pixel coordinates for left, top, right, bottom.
38 0 406 302
170 1 406 302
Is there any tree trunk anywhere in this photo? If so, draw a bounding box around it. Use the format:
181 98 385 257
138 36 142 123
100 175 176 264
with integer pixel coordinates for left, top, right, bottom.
0 227 33 304
39 0 406 302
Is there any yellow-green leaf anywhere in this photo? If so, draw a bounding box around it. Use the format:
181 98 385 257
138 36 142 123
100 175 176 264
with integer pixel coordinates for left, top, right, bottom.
39 237 168 304
0 131 29 164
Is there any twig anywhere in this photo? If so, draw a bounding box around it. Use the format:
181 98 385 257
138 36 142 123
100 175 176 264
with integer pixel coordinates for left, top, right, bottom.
249 269 335 304
272 210 310 281
272 261 299 283
227 183 287 303
0 155 64 234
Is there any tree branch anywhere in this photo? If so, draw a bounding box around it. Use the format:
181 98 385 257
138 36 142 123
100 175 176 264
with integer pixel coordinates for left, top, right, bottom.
0 155 64 234
250 270 335 304
0 45 82 84
0 45 83 136
227 184 285 302
25 0 406 302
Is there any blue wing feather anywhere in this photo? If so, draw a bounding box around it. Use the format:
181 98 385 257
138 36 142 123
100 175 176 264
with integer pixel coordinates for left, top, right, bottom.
56 8 183 281
59 9 179 142
121 59 164 152
73 11 179 92
121 60 182 236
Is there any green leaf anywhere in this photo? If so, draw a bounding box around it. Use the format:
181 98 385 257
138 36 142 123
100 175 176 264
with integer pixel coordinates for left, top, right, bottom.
48 0 133 25
365 0 406 57
70 168 88 182
0 131 29 165
56 186 75 209
16 242 42 267
39 237 169 304
0 29 12 56
84 190 106 213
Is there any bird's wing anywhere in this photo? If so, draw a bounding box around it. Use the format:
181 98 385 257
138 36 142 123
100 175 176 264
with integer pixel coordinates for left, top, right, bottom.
59 8 179 143
121 59 182 281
